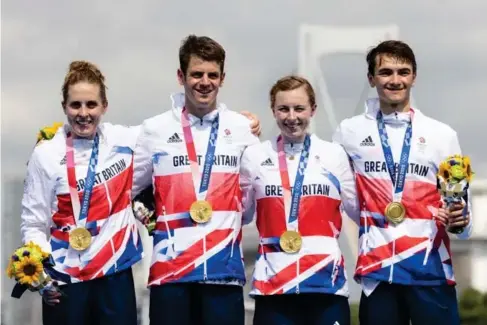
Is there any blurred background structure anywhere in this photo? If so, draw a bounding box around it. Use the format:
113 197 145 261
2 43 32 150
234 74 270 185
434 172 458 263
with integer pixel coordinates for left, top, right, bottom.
2 1 487 324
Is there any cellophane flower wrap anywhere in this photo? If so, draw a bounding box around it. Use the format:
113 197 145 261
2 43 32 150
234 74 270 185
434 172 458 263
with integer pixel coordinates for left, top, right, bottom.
6 242 53 297
437 155 474 232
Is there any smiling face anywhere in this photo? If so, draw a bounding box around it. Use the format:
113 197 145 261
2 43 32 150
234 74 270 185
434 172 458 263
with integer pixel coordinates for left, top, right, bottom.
368 54 416 111
63 82 107 138
177 55 225 116
272 86 316 143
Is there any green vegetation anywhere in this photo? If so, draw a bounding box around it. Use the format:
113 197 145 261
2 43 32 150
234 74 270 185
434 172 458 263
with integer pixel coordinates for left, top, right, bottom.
458 287 487 325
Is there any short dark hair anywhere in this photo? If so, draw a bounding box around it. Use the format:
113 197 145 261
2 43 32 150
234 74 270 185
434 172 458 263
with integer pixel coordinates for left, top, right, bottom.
366 40 417 76
179 35 226 75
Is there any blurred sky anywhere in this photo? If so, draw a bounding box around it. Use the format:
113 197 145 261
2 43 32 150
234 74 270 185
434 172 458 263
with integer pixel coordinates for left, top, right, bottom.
2 0 487 178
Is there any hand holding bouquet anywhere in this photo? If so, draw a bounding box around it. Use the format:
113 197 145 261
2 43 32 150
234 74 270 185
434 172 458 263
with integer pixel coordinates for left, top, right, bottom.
437 155 474 234
133 201 157 235
132 185 157 235
6 242 57 299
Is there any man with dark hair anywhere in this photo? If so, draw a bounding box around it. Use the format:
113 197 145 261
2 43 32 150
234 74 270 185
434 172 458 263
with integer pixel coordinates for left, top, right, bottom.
132 34 260 325
333 40 473 325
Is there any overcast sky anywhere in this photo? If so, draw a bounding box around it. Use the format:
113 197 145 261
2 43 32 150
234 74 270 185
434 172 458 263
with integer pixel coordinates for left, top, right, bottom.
2 0 486 179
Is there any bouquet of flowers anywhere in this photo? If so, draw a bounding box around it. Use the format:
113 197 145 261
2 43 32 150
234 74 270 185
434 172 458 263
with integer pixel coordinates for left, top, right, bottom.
437 154 474 233
6 242 54 298
36 122 63 144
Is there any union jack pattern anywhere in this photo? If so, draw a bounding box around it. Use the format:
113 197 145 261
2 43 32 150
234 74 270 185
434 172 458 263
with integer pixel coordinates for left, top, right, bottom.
333 98 473 288
21 123 143 284
132 93 259 286
240 135 359 297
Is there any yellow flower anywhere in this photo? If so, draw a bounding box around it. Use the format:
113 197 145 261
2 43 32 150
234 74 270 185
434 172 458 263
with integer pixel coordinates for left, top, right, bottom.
6 259 14 278
15 257 43 286
438 160 452 182
462 156 474 182
36 122 63 143
437 154 474 184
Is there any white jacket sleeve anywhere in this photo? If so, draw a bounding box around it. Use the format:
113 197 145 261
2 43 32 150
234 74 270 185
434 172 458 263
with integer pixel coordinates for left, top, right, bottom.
20 150 53 253
445 131 473 239
337 146 360 226
132 122 154 198
240 147 257 225
332 123 345 146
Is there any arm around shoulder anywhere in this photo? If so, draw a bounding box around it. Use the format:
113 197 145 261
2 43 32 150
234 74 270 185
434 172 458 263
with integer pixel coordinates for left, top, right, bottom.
132 121 155 198
240 145 258 225
335 144 360 226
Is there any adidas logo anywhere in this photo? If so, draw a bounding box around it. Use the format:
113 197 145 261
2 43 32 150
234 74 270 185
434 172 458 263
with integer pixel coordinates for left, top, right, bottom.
59 155 67 165
360 136 375 146
261 158 274 166
167 133 182 143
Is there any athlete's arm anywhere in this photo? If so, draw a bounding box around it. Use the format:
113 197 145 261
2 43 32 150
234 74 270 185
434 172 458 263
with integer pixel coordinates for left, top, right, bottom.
240 146 258 225
132 121 154 199
337 146 360 226
445 131 473 239
20 150 54 253
240 111 261 137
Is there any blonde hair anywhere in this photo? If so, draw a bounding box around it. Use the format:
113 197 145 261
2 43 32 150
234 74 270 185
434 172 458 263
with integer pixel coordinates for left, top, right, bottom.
62 60 107 105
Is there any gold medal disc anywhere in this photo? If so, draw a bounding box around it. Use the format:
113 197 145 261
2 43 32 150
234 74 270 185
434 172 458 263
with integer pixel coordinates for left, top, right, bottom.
190 200 213 224
385 202 406 224
69 228 92 251
279 230 302 253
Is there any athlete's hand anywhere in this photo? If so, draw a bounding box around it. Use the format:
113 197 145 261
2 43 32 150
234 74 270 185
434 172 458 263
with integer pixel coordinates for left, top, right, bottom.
240 111 261 137
436 201 470 231
446 201 470 229
435 206 449 227
40 282 62 306
133 201 153 225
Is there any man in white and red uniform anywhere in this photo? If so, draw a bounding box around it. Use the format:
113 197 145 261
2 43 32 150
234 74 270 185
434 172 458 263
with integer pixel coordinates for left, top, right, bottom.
333 40 473 325
132 35 259 325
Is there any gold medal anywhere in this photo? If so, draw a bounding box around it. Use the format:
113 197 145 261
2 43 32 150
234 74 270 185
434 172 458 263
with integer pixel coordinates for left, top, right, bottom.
289 156 295 160
385 202 406 224
190 200 213 223
69 228 92 251
279 230 302 253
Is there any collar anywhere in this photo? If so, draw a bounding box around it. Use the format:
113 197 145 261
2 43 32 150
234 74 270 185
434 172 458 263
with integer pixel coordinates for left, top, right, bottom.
274 134 313 155
170 92 226 126
364 97 420 124
60 123 107 145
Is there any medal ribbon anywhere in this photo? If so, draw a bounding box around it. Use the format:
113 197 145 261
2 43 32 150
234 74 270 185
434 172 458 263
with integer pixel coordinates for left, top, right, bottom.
181 108 220 201
66 132 100 230
276 134 311 229
377 111 413 203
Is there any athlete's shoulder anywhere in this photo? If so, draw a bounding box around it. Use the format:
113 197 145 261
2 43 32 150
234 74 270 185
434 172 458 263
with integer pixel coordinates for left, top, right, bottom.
245 139 271 153
338 113 369 132
31 128 65 169
141 110 174 132
99 122 141 148
311 134 347 155
221 109 252 129
416 110 457 136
